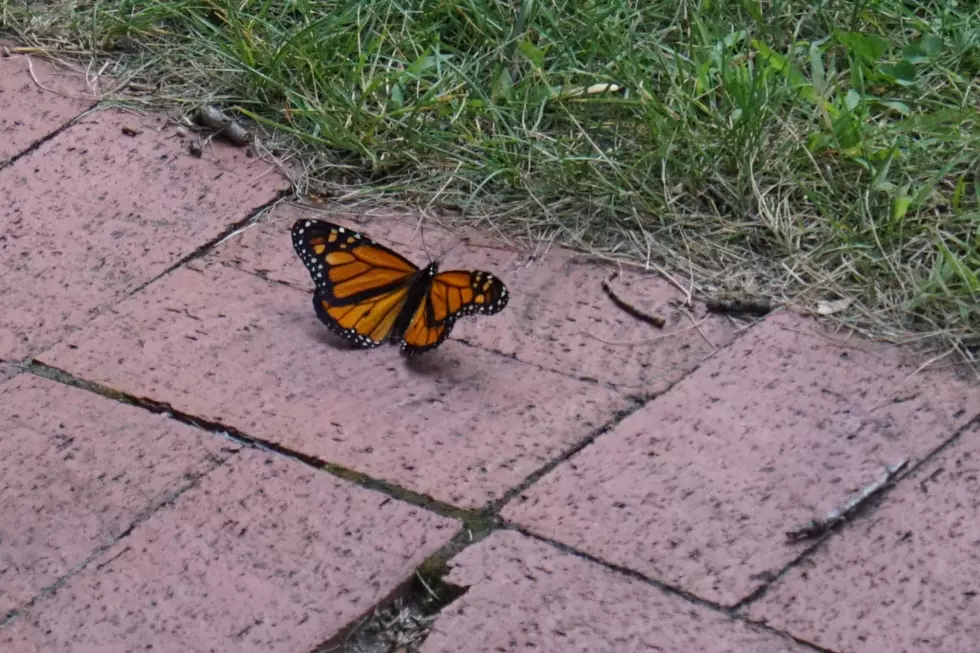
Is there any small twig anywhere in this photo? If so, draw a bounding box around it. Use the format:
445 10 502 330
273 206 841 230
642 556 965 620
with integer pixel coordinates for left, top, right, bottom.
704 296 773 317
601 272 666 328
786 457 910 542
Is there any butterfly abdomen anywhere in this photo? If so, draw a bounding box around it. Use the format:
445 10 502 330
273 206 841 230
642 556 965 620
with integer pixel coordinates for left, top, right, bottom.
390 263 439 344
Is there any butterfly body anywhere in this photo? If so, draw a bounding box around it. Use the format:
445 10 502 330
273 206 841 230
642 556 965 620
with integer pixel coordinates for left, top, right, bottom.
292 219 508 354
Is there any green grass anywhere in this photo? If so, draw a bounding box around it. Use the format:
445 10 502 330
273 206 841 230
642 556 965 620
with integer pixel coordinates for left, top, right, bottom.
3 0 978 363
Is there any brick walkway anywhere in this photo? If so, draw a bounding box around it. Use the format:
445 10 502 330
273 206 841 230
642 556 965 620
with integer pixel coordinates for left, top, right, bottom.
1 50 978 653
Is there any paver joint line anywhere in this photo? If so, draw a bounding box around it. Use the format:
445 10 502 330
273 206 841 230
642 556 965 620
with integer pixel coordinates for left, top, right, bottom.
119 191 294 302
496 525 840 653
1 447 232 628
0 112 85 173
23 354 661 538
22 360 486 525
0 53 99 171
488 399 647 513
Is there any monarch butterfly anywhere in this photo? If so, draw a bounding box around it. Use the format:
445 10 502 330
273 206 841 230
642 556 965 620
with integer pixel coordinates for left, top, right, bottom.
291 218 509 354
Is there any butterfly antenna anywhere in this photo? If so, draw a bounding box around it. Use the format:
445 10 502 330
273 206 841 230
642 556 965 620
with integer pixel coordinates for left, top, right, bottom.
416 218 434 263
417 217 468 264
435 236 470 263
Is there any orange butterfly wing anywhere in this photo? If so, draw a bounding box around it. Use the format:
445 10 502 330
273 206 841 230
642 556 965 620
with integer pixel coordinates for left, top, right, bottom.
291 219 420 348
400 269 509 354
292 219 509 354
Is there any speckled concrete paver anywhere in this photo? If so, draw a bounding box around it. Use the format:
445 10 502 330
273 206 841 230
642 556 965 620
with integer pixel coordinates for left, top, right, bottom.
4 45 980 653
0 375 236 619
503 311 979 607
0 104 287 360
421 531 810 653
211 204 736 391
1 448 458 652
747 421 980 653
37 259 630 508
0 49 97 163
0 362 19 383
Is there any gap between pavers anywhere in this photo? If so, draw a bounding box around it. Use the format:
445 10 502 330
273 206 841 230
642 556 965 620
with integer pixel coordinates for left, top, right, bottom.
0 48 97 165
503 311 980 607
210 202 737 392
745 419 980 653
418 530 812 653
1 446 459 653
35 259 631 509
0 105 288 360
0 374 238 619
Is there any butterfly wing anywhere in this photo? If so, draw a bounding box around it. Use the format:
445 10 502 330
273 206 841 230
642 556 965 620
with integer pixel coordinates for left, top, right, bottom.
401 269 509 354
292 219 421 348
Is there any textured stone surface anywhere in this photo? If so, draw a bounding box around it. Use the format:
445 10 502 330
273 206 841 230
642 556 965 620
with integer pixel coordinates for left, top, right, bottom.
0 50 96 163
2 448 458 652
211 204 735 391
0 362 19 384
38 262 629 508
0 375 235 617
421 531 809 653
0 108 287 359
504 312 980 606
747 421 980 653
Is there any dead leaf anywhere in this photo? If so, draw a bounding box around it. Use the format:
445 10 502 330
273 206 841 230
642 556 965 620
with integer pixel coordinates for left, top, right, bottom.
817 298 852 315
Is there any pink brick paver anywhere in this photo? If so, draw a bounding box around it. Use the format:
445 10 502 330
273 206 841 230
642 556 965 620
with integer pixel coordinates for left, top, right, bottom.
420 531 810 653
0 107 287 360
0 51 96 163
0 375 236 617
210 204 735 390
37 261 629 508
2 448 458 652
747 421 980 653
503 311 980 606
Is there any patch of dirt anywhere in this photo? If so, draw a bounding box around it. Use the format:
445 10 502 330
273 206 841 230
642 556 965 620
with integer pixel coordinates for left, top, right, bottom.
337 597 440 653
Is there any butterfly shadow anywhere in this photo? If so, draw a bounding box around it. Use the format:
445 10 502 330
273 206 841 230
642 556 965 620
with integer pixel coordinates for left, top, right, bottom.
300 319 464 379
403 348 463 378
